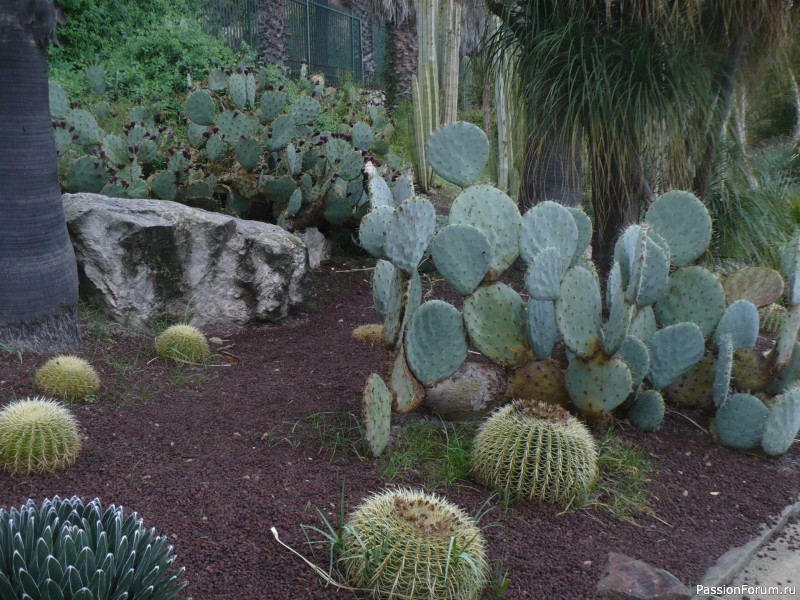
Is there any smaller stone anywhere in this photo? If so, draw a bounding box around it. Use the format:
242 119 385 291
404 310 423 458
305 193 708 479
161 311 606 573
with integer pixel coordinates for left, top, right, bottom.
597 553 692 600
209 336 224 345
297 227 332 269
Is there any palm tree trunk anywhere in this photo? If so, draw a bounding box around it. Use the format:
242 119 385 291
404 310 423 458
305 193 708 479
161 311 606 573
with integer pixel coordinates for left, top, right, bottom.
258 0 288 67
0 4 80 352
520 130 583 211
387 18 417 102
342 0 375 85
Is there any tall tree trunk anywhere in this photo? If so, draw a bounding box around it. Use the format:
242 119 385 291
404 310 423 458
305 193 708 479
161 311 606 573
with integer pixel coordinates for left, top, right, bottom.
693 29 753 200
387 18 417 102
589 134 648 274
520 131 583 211
0 3 80 352
258 0 288 67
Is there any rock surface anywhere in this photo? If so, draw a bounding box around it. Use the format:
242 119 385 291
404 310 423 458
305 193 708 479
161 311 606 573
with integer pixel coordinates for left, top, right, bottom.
297 227 332 269
423 362 508 421
597 552 692 600
63 193 312 328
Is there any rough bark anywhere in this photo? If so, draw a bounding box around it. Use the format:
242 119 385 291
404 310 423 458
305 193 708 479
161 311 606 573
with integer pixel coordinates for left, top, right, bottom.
0 1 80 352
258 0 288 67
520 131 583 211
387 18 417 102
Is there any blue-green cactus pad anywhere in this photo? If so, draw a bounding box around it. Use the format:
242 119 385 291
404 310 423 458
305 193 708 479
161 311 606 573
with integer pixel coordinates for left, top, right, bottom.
615 226 670 308
781 233 800 305
149 170 177 201
206 134 224 161
524 247 564 301
654 266 726 338
644 190 711 266
618 335 650 387
260 91 286 122
603 262 634 356
100 183 126 198
556 266 602 358
566 357 633 417
286 188 302 216
323 185 353 225
49 81 68 118
392 175 414 205
519 201 578 267
627 390 665 432
235 136 262 170
390 346 425 413
449 184 521 276
187 122 208 148
776 305 800 368
289 96 321 125
646 322 704 389
383 198 437 273
359 205 394 258
771 342 800 395
761 387 800 456
228 73 247 109
400 270 423 337
66 156 106 193
463 283 529 367
527 300 557 360
566 207 592 266
66 109 102 146
186 89 216 126
264 114 295 152
431 224 491 295
352 121 374 151
715 393 769 450
713 334 734 408
404 300 468 385
714 300 758 351
372 260 404 346
363 373 391 457
102 134 129 166
629 307 657 342
216 111 259 141
368 174 394 209
426 121 489 187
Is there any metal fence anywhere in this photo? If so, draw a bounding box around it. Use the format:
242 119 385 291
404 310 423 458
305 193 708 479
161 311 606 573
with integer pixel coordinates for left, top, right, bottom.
286 0 363 84
200 0 364 85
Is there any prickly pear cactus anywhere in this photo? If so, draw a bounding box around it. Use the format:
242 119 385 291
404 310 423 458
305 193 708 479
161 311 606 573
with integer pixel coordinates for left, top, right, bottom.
363 373 391 457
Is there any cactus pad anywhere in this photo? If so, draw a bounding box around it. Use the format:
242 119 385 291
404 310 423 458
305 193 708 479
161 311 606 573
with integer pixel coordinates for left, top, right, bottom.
260 90 286 122
556 266 602 358
390 347 425 413
730 348 771 393
759 303 787 336
519 201 578 267
216 110 259 141
713 335 734 407
524 246 564 301
617 335 650 387
507 361 571 409
235 136 262 170
775 305 800 368
663 353 715 409
714 300 758 351
714 393 769 450
654 266 726 337
150 170 177 201
472 400 598 503
341 488 488 599
400 270 422 335
426 121 489 187
66 156 106 193
359 205 394 258
644 190 711 265
603 262 634 356
463 283 529 367
66 109 102 146
431 224 491 295
780 233 800 305
362 373 391 457
627 390 665 432
617 226 670 307
368 172 394 209
384 197 437 273
566 207 592 266
351 121 374 151
723 267 785 308
761 387 800 456
566 357 633 417
404 300 468 384
186 90 216 125
646 322 704 389
771 342 800 395
449 184 521 276
228 73 247 109
392 174 414 205
289 96 321 125
372 259 403 330
206 134 224 161
264 114 295 152
49 80 68 118
629 306 658 342
527 300 558 360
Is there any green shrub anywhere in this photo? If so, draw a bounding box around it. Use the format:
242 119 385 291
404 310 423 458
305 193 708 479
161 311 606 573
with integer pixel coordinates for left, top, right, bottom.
0 397 81 475
0 496 189 598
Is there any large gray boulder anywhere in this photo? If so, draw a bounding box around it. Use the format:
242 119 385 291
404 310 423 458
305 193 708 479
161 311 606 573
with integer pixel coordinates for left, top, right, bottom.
63 194 312 329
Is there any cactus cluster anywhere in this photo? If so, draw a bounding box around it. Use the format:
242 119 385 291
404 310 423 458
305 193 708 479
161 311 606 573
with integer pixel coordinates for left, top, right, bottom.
360 120 800 457
0 398 82 475
340 488 488 600
0 496 188 599
50 67 405 233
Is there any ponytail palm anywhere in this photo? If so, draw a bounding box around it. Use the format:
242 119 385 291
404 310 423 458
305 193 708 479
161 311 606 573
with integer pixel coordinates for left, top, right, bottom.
0 1 80 352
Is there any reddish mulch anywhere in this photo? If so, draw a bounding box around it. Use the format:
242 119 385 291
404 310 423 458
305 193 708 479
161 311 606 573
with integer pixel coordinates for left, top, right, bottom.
1 256 799 599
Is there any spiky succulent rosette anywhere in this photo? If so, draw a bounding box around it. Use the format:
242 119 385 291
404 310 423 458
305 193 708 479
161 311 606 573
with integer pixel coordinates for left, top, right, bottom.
472 400 599 504
154 324 211 363
340 488 489 600
33 355 100 401
0 397 81 475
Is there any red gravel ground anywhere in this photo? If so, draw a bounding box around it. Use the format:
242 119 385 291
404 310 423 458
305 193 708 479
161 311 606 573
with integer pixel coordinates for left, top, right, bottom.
1 257 799 599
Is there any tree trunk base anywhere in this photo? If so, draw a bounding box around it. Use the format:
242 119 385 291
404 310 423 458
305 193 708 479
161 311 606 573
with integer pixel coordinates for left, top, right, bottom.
0 305 80 354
